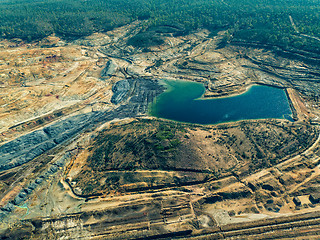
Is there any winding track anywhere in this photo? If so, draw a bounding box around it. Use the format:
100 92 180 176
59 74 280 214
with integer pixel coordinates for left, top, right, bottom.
177 210 320 239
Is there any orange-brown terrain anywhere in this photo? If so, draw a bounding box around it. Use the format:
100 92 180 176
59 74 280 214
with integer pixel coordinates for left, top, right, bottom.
1 21 320 239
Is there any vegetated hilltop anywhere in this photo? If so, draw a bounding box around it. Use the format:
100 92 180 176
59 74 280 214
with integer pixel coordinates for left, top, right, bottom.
69 118 317 196
0 0 320 53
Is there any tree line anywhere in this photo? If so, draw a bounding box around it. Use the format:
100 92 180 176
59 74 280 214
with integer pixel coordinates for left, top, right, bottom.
0 0 319 53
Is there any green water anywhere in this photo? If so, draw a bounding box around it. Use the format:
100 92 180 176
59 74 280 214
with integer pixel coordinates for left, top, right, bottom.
149 79 293 124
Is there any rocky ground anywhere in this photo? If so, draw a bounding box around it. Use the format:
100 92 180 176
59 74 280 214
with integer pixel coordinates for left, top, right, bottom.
1 21 320 239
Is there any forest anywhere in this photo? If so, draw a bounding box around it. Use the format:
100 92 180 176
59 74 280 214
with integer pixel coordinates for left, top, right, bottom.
0 0 319 53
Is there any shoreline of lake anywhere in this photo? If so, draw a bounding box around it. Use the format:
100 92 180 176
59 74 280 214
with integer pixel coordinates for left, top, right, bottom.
149 79 293 125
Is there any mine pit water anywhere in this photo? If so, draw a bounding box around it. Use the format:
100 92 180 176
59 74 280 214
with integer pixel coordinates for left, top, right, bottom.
149 79 293 124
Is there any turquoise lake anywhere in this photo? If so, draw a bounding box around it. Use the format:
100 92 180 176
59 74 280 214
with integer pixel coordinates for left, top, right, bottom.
149 79 293 124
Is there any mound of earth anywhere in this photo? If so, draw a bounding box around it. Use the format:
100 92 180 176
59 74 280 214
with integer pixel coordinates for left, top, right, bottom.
69 119 317 196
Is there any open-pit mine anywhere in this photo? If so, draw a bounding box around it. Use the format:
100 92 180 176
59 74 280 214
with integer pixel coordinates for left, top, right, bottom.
1 21 320 239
